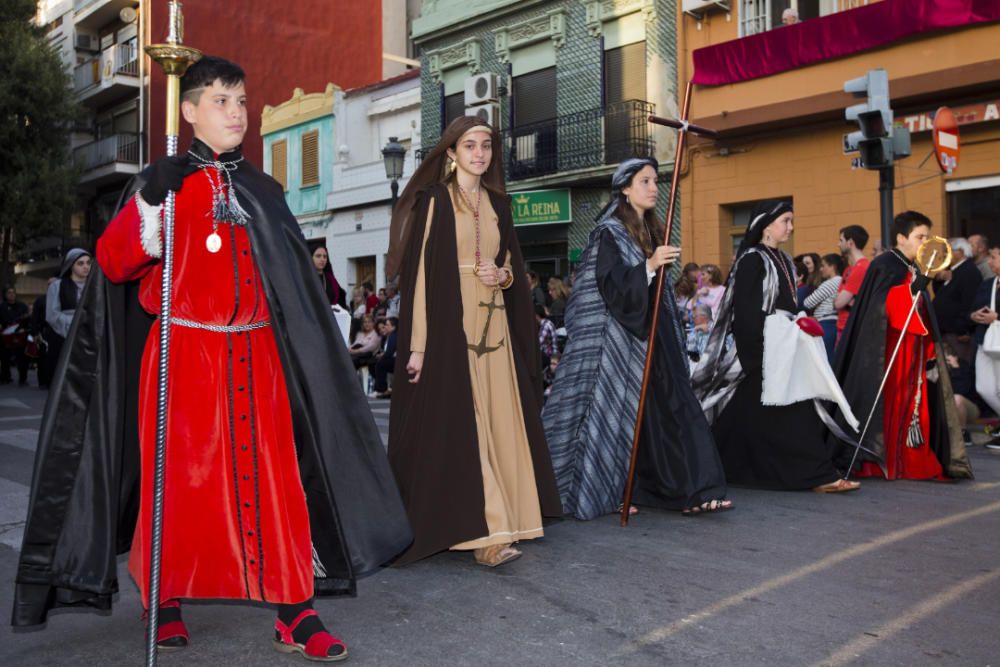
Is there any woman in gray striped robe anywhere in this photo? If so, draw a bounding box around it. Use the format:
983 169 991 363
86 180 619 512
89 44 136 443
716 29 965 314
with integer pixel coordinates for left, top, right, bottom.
542 159 731 520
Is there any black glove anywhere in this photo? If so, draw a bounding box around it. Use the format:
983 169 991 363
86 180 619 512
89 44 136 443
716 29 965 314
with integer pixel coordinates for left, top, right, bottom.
911 273 930 295
140 154 196 206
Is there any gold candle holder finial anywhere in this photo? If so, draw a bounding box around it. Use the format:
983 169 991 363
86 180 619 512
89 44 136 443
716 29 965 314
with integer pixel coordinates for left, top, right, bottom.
166 0 183 44
146 1 202 137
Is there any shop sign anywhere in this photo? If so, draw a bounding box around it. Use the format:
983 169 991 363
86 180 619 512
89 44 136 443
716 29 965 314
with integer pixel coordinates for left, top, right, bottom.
511 189 571 226
897 99 1000 133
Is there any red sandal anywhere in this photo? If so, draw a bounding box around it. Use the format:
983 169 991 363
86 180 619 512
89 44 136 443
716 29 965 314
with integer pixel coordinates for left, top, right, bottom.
141 599 189 651
273 609 348 662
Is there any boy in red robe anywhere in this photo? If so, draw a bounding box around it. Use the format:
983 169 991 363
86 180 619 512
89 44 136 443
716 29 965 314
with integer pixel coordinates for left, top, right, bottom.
13 56 411 662
832 211 971 480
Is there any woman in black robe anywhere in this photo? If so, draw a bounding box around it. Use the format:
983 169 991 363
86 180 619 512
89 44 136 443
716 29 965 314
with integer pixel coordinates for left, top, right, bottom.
692 200 859 492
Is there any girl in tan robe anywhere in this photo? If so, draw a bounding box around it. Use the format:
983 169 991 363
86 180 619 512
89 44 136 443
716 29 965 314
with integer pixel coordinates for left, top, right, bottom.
386 118 561 567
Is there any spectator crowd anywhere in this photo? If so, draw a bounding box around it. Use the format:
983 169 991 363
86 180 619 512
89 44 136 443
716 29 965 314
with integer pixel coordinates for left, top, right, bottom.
6 226 999 453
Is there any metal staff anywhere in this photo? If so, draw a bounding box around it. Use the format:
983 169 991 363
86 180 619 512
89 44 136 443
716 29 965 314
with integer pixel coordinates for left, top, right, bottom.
143 3 201 665
842 237 951 477
619 81 718 526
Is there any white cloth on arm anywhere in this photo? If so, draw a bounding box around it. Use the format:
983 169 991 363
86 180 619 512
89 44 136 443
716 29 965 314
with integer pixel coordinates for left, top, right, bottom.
975 348 1000 415
762 309 860 430
134 192 163 259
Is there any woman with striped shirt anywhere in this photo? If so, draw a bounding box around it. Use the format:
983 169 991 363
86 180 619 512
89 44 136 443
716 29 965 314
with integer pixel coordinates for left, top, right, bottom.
803 253 845 359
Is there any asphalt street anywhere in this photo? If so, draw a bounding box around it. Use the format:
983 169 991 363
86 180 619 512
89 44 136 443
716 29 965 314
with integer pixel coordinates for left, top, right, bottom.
1 378 998 667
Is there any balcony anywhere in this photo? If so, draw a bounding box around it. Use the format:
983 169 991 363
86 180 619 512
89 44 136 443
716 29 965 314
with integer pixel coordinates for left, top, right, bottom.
418 100 656 183
500 100 655 182
686 0 1000 137
693 0 1000 86
74 133 140 186
74 41 139 107
74 0 136 31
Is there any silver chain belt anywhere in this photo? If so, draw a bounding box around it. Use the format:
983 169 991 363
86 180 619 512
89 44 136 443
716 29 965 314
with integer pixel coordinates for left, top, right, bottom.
167 317 271 333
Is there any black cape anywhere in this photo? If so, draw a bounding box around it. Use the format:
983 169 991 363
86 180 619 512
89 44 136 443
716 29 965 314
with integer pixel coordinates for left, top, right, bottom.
12 143 412 627
388 183 561 564
830 250 972 478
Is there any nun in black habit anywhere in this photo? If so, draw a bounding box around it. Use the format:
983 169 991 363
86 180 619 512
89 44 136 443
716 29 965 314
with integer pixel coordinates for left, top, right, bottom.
543 158 731 519
692 201 859 492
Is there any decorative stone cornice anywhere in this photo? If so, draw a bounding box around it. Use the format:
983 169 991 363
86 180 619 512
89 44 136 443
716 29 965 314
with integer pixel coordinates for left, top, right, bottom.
581 0 656 38
427 37 481 84
261 83 338 136
494 9 567 64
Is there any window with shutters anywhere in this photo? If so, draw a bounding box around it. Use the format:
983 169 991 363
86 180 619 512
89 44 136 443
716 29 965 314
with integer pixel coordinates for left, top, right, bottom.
443 93 465 130
513 67 556 128
271 139 288 191
603 41 648 164
511 67 557 178
301 130 319 188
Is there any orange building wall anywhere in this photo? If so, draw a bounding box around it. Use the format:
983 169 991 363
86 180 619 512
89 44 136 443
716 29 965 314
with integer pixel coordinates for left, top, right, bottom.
675 3 1000 270
146 1 383 165
680 122 1000 268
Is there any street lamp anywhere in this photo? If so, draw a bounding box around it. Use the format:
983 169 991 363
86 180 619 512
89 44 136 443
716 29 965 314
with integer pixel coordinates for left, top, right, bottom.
381 136 406 208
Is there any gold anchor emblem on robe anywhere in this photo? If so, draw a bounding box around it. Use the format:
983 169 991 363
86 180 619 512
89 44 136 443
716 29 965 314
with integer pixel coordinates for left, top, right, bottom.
468 289 506 357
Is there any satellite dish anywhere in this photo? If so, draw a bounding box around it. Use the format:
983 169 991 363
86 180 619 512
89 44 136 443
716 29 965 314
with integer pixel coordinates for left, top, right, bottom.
120 6 138 23
915 236 952 277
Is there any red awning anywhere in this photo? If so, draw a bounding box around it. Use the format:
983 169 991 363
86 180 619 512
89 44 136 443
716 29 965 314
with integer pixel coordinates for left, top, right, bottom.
692 0 1000 86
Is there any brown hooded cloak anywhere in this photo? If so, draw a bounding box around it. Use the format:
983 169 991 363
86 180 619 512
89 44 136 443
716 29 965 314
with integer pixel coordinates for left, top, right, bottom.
387 118 561 564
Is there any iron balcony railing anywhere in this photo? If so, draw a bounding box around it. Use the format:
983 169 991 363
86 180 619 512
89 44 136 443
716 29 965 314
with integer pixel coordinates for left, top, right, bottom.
73 133 140 172
73 40 139 92
115 39 138 76
417 100 656 180
501 99 655 180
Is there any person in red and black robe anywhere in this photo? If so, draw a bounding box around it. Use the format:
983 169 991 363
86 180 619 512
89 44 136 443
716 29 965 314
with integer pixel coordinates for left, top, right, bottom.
12 57 411 662
831 211 972 481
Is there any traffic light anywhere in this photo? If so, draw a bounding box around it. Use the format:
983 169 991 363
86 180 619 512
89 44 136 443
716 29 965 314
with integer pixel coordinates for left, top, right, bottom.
843 69 894 169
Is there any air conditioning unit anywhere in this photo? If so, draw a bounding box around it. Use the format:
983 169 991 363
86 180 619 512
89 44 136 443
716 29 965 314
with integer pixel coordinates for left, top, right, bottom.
466 102 501 128
465 73 499 106
682 0 730 18
75 32 99 52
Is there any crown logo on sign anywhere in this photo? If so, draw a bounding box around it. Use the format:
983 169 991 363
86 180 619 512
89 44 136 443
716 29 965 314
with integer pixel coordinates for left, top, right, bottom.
515 194 529 205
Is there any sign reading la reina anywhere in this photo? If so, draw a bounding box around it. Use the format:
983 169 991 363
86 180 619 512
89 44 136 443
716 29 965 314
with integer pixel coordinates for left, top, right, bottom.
511 189 572 226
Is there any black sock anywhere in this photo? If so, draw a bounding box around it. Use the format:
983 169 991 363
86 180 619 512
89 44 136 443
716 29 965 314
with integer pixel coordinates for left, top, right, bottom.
277 598 326 644
275 599 344 657
151 600 182 627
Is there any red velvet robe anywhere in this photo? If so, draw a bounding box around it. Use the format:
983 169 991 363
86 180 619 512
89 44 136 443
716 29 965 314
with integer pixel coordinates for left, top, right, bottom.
857 277 944 480
96 168 313 606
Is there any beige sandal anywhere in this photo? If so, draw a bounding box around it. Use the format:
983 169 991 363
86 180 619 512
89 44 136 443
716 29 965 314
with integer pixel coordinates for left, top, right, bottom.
473 544 522 568
813 478 861 493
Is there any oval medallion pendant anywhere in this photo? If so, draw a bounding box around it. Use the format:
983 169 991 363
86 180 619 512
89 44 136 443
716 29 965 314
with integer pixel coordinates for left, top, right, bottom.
205 232 222 253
